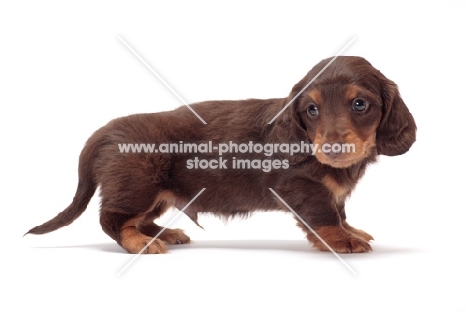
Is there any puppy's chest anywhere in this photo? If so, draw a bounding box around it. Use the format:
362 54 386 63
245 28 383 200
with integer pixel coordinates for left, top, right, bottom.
322 174 359 205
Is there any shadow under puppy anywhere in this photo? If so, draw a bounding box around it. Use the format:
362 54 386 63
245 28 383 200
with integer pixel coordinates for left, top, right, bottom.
26 56 416 254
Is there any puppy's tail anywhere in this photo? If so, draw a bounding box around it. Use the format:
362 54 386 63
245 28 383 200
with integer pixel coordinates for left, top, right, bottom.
25 135 101 236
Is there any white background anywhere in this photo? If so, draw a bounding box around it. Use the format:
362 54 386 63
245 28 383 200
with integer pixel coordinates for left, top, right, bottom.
1 1 467 310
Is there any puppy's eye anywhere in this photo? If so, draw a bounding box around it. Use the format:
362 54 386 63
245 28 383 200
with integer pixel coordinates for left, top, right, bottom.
352 98 367 112
307 104 319 116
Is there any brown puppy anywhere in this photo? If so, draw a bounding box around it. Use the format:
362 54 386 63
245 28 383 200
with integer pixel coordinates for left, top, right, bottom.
26 56 416 254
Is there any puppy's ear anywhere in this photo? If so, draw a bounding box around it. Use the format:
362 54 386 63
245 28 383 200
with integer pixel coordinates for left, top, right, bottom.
376 77 416 156
269 78 308 143
267 79 310 164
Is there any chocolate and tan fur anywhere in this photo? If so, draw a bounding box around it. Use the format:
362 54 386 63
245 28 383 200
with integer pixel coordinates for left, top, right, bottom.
26 56 416 254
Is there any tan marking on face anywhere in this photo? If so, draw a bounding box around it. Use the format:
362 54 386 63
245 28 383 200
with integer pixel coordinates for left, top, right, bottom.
313 130 376 168
306 85 379 168
346 84 361 100
308 89 323 104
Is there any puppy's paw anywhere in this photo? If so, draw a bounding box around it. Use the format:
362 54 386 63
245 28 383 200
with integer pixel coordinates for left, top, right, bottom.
308 225 372 253
140 238 168 254
121 227 168 254
321 235 371 253
343 222 374 242
159 228 190 245
350 229 374 242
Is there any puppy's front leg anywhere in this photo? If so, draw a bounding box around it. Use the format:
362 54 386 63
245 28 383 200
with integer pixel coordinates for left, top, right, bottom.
336 203 374 242
300 223 372 253
274 186 371 253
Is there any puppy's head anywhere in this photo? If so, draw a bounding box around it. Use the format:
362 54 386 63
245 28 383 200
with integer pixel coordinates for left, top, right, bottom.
277 56 416 168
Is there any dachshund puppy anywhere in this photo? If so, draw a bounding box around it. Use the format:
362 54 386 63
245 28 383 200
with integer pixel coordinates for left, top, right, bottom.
27 56 416 254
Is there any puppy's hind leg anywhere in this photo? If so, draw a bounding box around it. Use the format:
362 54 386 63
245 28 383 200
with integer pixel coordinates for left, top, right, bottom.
100 190 190 253
100 209 168 255
99 189 174 254
139 222 190 245
138 197 191 245
98 152 187 253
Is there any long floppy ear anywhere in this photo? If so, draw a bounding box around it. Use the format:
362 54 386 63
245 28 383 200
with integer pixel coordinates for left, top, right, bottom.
376 78 417 156
267 78 310 163
269 105 306 144
268 78 308 143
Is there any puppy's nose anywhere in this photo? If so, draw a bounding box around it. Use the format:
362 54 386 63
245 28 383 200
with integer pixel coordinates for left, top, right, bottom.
322 141 343 158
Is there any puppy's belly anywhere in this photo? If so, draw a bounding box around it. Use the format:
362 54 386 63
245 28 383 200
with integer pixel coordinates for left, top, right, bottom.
170 168 281 215
181 185 277 212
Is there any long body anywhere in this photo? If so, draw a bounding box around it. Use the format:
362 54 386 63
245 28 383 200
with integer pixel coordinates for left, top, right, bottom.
26 56 416 254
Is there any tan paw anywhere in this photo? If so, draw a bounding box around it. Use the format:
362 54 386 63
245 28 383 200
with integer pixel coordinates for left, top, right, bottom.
120 227 168 254
158 228 190 245
343 222 374 242
305 225 372 253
